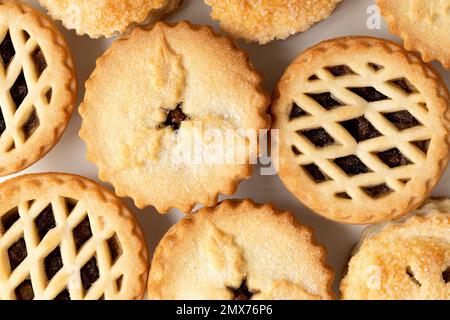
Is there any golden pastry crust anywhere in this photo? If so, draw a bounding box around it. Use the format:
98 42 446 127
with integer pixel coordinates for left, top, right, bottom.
79 21 270 214
38 0 183 39
0 1 77 176
0 173 148 300
377 0 450 69
341 198 450 300
148 199 334 300
271 36 450 224
204 0 342 44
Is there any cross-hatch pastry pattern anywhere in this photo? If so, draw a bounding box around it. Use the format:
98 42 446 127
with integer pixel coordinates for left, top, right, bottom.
0 26 52 154
0 196 124 300
288 63 432 202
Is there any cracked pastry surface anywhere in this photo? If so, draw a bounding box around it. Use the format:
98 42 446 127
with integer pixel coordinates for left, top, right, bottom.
148 199 334 300
377 0 450 69
38 0 183 38
0 173 148 300
204 0 342 44
341 198 450 300
0 1 77 177
271 36 450 224
79 21 270 214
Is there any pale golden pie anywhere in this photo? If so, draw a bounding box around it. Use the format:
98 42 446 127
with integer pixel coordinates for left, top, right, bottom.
378 0 450 69
0 173 148 300
38 0 183 38
341 198 450 300
148 199 334 300
79 21 270 214
204 0 342 44
271 36 450 224
0 1 77 177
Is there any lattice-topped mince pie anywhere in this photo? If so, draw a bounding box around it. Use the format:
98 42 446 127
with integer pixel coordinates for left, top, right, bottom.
204 0 342 44
38 0 183 39
0 173 148 300
0 1 77 177
79 21 270 213
148 199 334 300
341 198 450 300
271 36 450 224
378 0 450 69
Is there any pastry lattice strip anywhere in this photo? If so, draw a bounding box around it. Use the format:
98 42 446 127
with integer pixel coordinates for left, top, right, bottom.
0 196 124 300
288 61 432 200
0 24 52 153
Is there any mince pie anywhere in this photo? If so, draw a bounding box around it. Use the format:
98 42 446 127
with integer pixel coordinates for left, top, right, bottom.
38 0 183 39
148 199 334 300
271 36 450 224
204 0 342 44
0 173 148 300
341 198 450 300
0 1 77 176
79 21 270 213
378 0 450 69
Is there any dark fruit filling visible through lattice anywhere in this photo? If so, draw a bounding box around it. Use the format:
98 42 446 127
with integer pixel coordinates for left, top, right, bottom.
348 87 389 102
35 204 56 240
362 184 393 199
289 102 307 120
340 116 382 142
8 237 27 271
73 215 93 251
44 247 63 280
300 128 335 148
22 108 40 139
0 31 15 67
303 163 329 183
80 257 100 292
376 148 412 168
10 71 28 109
31 47 47 77
334 155 372 176
326 65 356 77
383 110 420 130
15 279 34 300
1 207 20 233
306 92 343 110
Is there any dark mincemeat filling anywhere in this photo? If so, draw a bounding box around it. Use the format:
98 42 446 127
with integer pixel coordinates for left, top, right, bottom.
300 128 335 148
163 104 188 130
230 280 255 300
348 87 389 102
340 116 382 142
334 155 371 176
376 148 412 168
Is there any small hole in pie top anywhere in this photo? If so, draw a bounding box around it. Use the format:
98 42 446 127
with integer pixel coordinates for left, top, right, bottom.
0 31 15 67
8 237 28 271
299 128 336 148
34 204 56 241
389 78 417 94
65 198 78 214
0 108 5 137
162 104 188 130
334 155 372 176
442 267 450 283
22 30 30 41
45 87 53 104
412 140 431 154
336 192 352 200
44 247 63 281
81 256 100 292
289 102 307 120
31 47 47 77
362 184 393 199
1 207 20 233
10 70 28 109
303 163 329 183
73 215 93 252
54 289 71 300
308 74 319 81
340 116 382 142
325 65 356 77
107 233 122 265
368 63 384 71
383 110 420 130
15 279 34 300
22 107 40 140
229 279 256 300
306 92 343 110
348 87 390 102
406 266 421 286
116 275 124 291
376 148 412 168
291 145 302 156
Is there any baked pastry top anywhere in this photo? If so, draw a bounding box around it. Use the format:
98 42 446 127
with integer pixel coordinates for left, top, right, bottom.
80 21 270 214
38 0 183 38
204 0 342 44
378 0 450 69
271 36 450 224
148 199 334 300
0 173 148 300
0 1 77 176
341 198 450 300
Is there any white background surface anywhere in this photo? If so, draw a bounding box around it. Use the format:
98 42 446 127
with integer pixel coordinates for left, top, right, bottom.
13 0 450 296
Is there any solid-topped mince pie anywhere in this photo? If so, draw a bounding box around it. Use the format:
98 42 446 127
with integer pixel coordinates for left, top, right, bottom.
204 0 342 44
341 198 450 300
271 36 450 224
38 0 183 38
79 21 270 214
148 199 334 300
0 173 148 300
377 0 450 69
0 1 77 177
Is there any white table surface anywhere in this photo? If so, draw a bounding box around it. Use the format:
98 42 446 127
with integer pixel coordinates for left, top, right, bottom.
14 0 450 296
